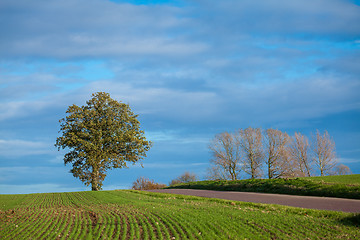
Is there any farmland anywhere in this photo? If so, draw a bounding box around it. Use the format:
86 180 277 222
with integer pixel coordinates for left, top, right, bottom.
1 190 359 239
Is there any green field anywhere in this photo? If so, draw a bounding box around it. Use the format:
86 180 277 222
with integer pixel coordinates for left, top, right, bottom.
1 190 359 239
168 175 360 199
304 174 360 185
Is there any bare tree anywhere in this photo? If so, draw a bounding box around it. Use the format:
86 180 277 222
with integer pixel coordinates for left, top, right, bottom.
264 129 292 179
206 165 228 180
208 131 242 180
311 130 337 176
288 132 313 177
238 127 263 179
334 164 352 175
132 176 166 190
170 171 198 186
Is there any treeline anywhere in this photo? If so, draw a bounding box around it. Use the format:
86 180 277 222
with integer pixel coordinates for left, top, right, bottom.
131 127 352 190
132 172 197 190
208 127 351 180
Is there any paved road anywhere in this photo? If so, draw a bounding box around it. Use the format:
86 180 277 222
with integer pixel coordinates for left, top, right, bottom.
148 189 360 213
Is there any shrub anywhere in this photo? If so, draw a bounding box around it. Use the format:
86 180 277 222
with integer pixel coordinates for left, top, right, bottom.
170 171 198 186
132 176 167 190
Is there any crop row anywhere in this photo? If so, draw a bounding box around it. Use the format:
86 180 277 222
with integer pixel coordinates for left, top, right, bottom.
1 205 198 239
1 190 359 239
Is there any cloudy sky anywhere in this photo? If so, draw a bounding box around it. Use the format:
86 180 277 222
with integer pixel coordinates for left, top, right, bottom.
1 0 360 194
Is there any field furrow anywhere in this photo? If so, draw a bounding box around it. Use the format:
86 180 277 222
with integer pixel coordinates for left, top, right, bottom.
151 211 186 239
76 211 90 239
160 211 200 239
31 208 58 239
13 208 44 239
102 211 115 239
1 190 359 240
108 210 121 239
145 211 167 240
66 209 82 239
136 212 150 240
119 211 129 239
124 210 138 239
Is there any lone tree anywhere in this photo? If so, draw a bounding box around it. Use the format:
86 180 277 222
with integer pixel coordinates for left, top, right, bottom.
55 92 151 191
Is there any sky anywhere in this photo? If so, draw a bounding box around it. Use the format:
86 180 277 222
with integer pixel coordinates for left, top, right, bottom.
1 0 360 194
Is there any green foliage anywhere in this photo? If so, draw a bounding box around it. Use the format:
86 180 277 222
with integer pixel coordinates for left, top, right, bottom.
168 175 360 199
1 190 359 239
55 92 151 190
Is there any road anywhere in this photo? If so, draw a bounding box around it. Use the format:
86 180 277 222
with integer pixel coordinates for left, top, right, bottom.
148 189 360 213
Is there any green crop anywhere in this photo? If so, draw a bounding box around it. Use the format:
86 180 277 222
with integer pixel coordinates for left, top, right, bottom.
1 190 359 239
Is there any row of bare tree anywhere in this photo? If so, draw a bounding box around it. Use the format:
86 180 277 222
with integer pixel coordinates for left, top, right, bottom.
208 127 351 180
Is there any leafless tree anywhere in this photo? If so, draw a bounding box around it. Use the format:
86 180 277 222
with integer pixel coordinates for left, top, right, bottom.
264 129 292 179
288 132 313 177
334 164 352 175
206 165 228 180
311 130 337 176
208 131 242 180
238 127 263 179
170 171 198 186
132 177 166 190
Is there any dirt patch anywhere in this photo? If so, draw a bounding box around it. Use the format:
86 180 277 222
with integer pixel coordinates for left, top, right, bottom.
88 211 98 226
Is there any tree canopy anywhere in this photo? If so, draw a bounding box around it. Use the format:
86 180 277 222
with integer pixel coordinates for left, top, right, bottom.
55 92 151 191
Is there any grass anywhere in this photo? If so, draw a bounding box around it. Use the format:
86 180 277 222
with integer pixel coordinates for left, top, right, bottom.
1 190 359 240
167 174 360 199
304 174 360 185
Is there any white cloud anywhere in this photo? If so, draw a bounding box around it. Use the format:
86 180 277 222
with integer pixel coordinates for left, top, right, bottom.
196 0 360 38
3 0 357 61
146 130 210 145
0 139 52 157
221 76 360 125
0 0 206 59
339 157 360 164
143 162 207 169
0 100 55 121
102 184 131 190
0 183 83 194
84 81 221 123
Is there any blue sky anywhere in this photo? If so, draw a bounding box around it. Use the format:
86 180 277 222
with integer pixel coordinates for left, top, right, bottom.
1 0 360 194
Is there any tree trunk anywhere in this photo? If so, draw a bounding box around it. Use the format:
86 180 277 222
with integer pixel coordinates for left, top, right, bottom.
251 157 257 179
91 168 100 191
268 164 272 179
91 182 99 191
320 165 324 176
